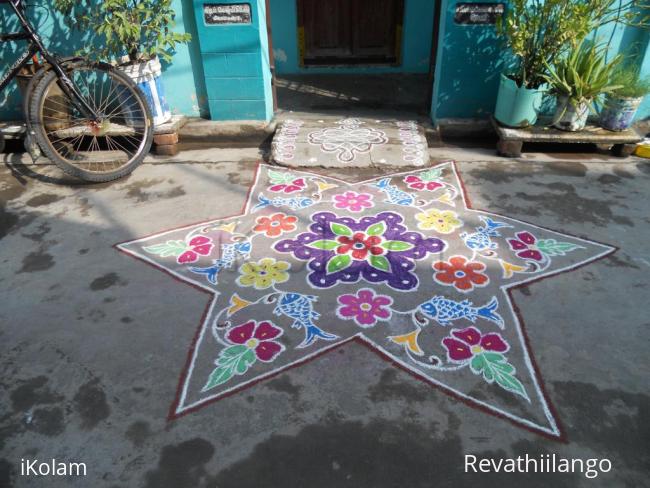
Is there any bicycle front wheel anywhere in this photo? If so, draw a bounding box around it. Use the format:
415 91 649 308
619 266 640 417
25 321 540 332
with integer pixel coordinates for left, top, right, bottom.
29 62 153 182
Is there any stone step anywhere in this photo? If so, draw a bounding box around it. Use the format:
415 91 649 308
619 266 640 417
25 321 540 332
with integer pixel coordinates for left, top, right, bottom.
271 116 430 168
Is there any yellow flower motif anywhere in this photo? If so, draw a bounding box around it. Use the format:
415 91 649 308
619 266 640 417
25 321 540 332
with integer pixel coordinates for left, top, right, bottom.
237 258 290 289
415 209 462 234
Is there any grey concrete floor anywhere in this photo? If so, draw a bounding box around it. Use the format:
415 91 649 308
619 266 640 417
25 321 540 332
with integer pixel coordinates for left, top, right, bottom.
1 148 649 488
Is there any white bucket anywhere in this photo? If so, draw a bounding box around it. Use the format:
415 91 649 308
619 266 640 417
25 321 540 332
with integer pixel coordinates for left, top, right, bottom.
118 56 171 126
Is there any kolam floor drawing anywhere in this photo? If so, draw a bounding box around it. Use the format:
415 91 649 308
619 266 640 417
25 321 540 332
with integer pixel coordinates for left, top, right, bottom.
116 161 616 440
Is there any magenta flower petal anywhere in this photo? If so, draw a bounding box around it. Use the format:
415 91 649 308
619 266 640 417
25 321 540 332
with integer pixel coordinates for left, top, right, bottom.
518 249 543 261
269 184 286 192
357 311 376 325
255 341 282 362
452 327 481 346
337 294 359 306
404 175 420 183
177 250 198 264
443 338 473 361
254 321 282 341
357 289 374 302
373 296 392 306
373 307 390 319
516 231 536 245
190 236 211 246
227 321 255 344
480 333 509 353
338 305 359 318
508 239 527 251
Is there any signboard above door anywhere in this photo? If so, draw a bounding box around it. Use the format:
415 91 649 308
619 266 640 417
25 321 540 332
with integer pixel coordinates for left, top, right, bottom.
454 3 504 25
204 3 252 25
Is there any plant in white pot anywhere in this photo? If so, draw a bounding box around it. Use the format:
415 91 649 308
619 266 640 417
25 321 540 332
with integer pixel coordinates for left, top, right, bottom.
54 0 191 126
544 41 621 132
600 65 650 131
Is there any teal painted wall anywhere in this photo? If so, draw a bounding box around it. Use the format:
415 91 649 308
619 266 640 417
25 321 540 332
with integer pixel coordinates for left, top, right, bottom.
430 0 650 122
269 0 435 74
0 0 207 121
192 0 273 120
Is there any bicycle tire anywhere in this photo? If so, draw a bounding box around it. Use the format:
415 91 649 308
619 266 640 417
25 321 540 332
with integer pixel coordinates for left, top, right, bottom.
29 61 153 182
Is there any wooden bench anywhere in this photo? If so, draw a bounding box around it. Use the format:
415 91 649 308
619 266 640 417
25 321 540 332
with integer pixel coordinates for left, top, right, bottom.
491 116 643 158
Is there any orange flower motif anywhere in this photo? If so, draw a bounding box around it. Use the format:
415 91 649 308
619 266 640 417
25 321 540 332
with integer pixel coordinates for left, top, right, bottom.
254 213 298 237
433 255 489 292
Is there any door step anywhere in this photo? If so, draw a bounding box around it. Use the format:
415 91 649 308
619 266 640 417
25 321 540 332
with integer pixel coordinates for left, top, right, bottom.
271 116 429 168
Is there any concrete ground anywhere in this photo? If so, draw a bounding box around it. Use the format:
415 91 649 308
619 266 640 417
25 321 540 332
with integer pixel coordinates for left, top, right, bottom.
1 143 649 488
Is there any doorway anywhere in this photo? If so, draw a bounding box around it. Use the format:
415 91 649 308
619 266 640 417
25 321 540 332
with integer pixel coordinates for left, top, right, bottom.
298 0 405 66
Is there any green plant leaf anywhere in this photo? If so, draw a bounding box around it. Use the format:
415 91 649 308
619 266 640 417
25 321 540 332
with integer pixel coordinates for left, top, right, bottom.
330 222 353 237
204 345 257 391
268 170 294 185
473 352 528 400
369 255 390 272
202 364 234 391
327 254 352 274
308 240 340 250
366 221 387 237
380 240 414 252
143 240 187 258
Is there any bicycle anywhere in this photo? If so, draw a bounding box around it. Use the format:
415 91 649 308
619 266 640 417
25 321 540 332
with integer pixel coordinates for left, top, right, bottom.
0 0 153 182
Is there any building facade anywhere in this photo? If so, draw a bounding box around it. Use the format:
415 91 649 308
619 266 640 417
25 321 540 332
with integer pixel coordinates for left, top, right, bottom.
1 0 649 124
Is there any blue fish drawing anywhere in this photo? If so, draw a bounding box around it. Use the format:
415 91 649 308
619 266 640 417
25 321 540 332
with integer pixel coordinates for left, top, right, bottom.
254 194 314 212
273 293 338 348
461 216 511 251
189 241 251 284
419 295 504 328
372 178 415 206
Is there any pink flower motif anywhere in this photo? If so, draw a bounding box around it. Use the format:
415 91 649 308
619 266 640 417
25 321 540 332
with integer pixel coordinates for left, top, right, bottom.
269 178 306 194
404 175 443 191
442 327 509 363
177 236 214 264
333 191 374 212
226 320 285 362
336 288 393 327
508 231 543 261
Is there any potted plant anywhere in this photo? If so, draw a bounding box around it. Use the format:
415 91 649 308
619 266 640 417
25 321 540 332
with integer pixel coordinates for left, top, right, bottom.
600 66 650 131
544 41 621 131
53 0 191 126
494 0 648 128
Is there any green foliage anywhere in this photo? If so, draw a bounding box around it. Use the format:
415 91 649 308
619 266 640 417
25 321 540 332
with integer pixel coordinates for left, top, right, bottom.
608 65 650 98
543 41 622 107
497 0 649 89
53 0 191 65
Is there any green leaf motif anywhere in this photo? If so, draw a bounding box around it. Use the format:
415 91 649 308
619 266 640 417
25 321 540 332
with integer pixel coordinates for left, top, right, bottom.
369 255 390 272
366 221 387 237
308 239 340 250
380 240 414 252
471 352 528 400
203 345 257 391
143 240 187 258
327 254 352 274
330 222 353 237
419 168 443 182
536 239 582 257
268 170 294 185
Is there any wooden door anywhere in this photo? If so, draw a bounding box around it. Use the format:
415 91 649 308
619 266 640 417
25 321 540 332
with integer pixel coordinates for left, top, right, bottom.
299 0 403 65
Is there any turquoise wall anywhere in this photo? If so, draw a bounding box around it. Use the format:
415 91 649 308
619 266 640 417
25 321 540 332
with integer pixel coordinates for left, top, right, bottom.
430 0 650 122
269 0 435 74
191 0 274 120
0 0 207 121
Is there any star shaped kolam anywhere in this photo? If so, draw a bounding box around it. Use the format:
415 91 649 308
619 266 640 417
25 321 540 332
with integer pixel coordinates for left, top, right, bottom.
117 162 615 439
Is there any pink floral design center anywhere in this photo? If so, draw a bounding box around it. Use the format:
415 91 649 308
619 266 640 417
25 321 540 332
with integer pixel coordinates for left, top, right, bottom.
337 288 393 327
177 236 214 264
508 231 543 261
442 327 509 362
226 320 284 362
333 191 374 212
336 232 384 260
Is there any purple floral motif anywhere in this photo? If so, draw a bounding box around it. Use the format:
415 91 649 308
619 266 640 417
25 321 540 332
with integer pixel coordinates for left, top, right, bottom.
274 211 446 290
508 231 543 261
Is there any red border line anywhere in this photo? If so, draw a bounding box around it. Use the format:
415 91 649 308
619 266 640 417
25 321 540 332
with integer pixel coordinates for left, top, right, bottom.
114 160 617 442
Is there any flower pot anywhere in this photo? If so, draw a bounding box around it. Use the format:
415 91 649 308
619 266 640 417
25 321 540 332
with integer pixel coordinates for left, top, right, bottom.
599 95 643 131
118 56 171 126
552 96 589 131
494 74 544 128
